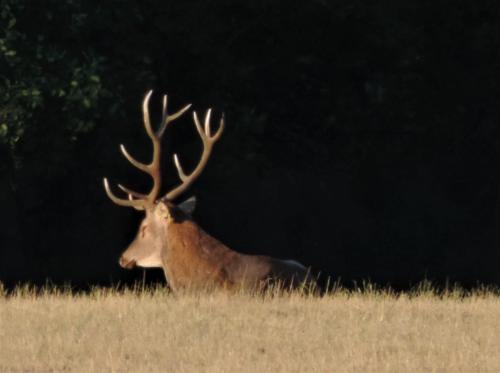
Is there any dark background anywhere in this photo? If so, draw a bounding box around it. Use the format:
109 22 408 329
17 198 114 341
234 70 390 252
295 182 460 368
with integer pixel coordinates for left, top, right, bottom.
1 1 500 290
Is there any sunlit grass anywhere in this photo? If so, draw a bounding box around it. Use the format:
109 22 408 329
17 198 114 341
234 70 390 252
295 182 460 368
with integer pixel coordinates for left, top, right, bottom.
1 283 500 372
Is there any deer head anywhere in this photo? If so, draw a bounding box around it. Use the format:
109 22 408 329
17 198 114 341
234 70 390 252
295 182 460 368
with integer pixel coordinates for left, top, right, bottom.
103 90 223 272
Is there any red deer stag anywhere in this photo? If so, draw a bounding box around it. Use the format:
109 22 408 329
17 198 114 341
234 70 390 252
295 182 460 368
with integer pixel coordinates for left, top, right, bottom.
103 91 313 291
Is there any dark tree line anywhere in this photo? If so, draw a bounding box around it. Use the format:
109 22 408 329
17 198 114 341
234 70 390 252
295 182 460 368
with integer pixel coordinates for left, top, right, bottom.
1 0 500 289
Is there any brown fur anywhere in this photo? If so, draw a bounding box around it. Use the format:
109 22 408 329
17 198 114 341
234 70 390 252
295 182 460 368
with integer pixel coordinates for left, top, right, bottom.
160 202 311 291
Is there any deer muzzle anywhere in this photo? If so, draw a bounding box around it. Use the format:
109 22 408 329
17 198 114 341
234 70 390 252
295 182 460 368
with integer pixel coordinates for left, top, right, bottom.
119 256 137 269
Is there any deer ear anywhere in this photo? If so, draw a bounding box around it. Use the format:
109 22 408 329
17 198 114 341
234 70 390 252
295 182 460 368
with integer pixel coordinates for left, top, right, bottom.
178 196 196 215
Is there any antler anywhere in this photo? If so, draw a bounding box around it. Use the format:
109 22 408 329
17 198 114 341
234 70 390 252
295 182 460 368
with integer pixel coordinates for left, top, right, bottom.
103 90 191 210
163 109 224 201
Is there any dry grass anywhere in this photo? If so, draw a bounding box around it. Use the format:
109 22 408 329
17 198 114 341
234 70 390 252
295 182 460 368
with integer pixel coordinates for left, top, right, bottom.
1 284 500 373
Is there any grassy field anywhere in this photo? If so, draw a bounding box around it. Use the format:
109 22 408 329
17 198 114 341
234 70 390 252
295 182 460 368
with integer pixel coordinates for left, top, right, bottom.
1 285 500 373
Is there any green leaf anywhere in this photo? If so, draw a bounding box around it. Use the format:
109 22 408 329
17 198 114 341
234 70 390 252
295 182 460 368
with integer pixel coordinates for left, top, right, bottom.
0 123 8 136
7 18 16 29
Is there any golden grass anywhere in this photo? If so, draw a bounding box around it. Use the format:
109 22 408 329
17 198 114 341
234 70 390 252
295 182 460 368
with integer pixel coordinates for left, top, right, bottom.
1 284 500 372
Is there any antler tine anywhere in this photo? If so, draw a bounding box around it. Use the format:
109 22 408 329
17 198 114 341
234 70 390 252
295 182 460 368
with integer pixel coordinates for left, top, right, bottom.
167 102 192 123
213 114 225 141
118 184 148 199
162 95 168 124
103 178 146 210
119 144 149 172
204 109 212 136
141 90 156 140
124 192 146 211
164 110 224 201
192 110 205 138
157 95 192 138
173 154 188 182
104 90 191 209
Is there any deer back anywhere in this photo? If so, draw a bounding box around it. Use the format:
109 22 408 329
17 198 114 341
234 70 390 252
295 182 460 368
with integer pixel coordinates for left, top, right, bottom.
163 207 308 290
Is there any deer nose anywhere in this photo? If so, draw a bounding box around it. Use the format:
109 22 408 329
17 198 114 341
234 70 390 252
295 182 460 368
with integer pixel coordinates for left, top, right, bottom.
119 256 136 269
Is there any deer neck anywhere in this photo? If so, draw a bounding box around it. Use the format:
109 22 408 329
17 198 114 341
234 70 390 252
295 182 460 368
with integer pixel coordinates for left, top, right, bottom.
161 216 236 290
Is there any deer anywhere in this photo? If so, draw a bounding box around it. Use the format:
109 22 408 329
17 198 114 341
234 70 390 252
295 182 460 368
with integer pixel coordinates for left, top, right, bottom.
103 91 314 292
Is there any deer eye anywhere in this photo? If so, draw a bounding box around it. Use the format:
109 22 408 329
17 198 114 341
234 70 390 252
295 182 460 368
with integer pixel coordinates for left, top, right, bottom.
140 225 147 238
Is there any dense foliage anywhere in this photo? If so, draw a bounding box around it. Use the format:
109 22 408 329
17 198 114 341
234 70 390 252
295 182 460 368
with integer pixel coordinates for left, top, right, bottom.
1 0 500 288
